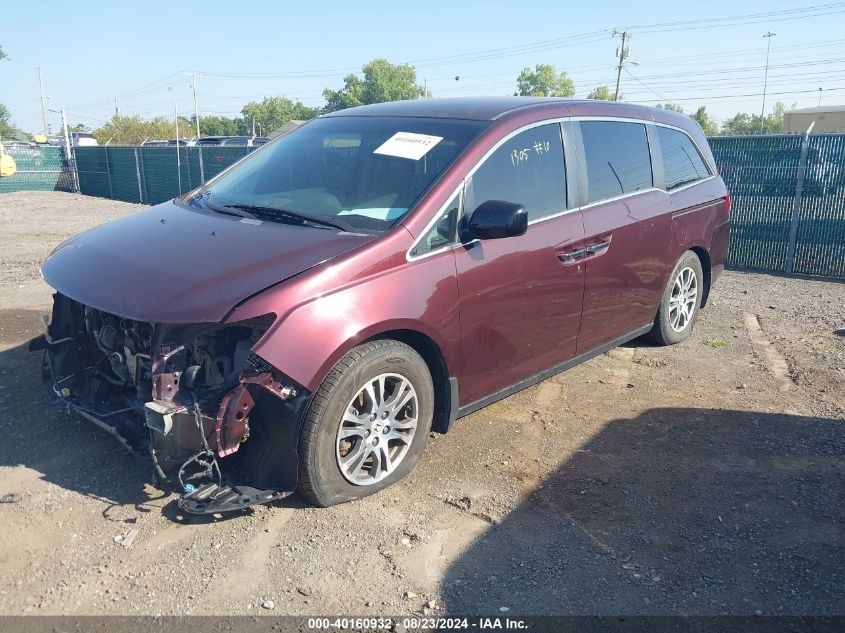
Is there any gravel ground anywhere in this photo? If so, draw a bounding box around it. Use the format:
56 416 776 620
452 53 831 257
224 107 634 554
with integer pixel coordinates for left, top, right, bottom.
0 191 842 616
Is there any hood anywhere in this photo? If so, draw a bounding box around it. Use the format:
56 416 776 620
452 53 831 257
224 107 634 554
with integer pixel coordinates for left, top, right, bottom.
42 200 375 323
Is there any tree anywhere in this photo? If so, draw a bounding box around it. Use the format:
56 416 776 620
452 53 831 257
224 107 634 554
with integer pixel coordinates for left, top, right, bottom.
690 106 719 136
93 115 193 145
656 103 685 113
323 59 425 112
721 101 787 135
515 64 575 97
197 115 242 137
240 96 319 135
0 103 30 140
0 45 7 62
586 85 616 101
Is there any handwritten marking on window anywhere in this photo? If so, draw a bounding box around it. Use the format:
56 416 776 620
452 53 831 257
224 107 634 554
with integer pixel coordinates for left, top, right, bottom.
533 140 550 155
511 140 551 167
511 147 531 166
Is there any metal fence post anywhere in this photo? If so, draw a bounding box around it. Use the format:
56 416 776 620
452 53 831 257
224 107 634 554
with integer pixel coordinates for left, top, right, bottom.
198 146 205 184
134 148 144 203
185 146 193 192
104 146 114 199
784 124 814 274
139 148 149 203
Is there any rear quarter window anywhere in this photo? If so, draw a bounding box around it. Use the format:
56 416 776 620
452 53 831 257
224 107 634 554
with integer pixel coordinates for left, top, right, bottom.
656 126 711 190
579 121 653 204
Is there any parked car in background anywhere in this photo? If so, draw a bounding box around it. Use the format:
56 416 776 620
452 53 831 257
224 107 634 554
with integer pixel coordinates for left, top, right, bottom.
33 97 730 515
194 135 270 147
141 139 192 147
0 144 17 177
71 131 98 147
2 140 41 158
763 145 845 196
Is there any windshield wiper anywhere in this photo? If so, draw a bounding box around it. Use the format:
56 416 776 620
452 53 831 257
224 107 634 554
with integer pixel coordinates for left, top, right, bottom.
222 203 357 233
193 192 259 219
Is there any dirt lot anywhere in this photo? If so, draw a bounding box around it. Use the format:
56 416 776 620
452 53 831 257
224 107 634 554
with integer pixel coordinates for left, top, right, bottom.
0 191 842 616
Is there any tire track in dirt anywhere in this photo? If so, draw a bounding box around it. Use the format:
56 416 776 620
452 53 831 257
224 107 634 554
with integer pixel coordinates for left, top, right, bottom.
188 507 295 612
745 313 792 390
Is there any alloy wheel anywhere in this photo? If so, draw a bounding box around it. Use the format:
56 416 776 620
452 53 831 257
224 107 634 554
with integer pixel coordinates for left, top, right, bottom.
669 266 698 333
335 373 419 485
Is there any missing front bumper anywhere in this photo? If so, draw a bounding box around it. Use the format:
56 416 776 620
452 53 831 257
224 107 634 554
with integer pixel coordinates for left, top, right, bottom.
177 482 290 514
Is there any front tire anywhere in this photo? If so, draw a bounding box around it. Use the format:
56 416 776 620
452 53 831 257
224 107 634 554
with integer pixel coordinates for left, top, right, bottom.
648 251 704 346
298 340 434 507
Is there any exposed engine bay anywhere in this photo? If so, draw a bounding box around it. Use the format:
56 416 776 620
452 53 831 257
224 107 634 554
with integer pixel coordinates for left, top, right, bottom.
30 293 310 514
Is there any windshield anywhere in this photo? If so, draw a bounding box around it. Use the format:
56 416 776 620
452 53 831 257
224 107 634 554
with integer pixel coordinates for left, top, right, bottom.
196 116 488 233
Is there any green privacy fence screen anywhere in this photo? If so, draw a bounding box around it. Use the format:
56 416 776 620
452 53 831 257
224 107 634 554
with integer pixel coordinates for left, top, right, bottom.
4 135 844 278
0 146 74 193
74 146 252 205
709 133 845 278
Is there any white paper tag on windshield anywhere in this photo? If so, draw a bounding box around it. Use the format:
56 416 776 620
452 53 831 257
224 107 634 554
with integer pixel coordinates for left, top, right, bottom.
374 132 443 160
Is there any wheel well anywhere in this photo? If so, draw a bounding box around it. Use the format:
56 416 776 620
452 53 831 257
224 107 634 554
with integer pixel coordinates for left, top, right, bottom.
365 329 453 434
690 246 712 308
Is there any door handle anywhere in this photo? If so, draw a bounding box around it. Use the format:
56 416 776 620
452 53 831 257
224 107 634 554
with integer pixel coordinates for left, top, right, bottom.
585 240 610 255
557 248 588 263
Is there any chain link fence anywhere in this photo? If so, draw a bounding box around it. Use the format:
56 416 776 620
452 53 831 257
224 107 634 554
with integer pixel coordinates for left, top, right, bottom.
2 134 844 278
74 146 252 205
710 133 845 278
0 145 75 193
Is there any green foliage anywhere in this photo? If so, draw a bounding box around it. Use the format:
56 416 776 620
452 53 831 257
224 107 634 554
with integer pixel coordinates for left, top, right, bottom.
720 101 786 135
0 45 7 62
93 115 193 145
197 115 242 137
0 103 30 140
703 338 729 348
690 106 719 136
240 96 319 134
323 59 425 113
586 85 615 101
515 64 575 97
656 103 685 113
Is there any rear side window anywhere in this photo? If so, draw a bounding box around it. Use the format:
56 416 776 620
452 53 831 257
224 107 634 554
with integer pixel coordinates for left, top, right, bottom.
580 121 652 204
656 126 711 190
468 123 566 221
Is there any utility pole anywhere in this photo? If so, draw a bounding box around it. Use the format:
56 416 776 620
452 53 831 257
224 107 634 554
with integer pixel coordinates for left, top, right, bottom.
38 67 49 135
613 30 629 101
760 31 776 134
818 87 823 108
191 73 201 139
114 98 120 117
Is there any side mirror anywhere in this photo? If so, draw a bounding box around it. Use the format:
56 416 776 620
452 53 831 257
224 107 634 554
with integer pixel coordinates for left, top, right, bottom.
464 200 527 241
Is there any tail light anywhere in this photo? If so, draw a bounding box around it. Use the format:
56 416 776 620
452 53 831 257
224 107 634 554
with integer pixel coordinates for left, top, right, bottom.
725 194 731 215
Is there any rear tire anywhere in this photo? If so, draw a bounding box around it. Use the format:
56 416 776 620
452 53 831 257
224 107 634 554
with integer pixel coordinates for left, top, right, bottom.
298 340 433 507
648 251 704 346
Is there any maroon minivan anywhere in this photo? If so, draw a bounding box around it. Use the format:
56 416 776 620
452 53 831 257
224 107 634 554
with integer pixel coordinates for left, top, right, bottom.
33 98 730 513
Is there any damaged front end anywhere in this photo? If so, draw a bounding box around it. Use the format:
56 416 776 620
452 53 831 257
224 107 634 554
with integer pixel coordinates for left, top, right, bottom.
30 293 309 515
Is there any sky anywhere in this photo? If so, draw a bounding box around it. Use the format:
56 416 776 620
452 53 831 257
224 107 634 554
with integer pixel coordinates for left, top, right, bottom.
1 0 843 135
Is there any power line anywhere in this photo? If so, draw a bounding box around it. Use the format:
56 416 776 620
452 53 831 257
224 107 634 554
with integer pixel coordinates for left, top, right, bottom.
623 69 678 108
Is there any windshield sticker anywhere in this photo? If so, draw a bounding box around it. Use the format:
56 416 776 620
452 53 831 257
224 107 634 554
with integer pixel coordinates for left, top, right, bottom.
338 207 407 221
374 132 443 160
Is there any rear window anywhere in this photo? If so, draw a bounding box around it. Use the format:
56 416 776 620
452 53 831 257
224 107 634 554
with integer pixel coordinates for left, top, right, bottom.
656 126 710 190
580 121 653 204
